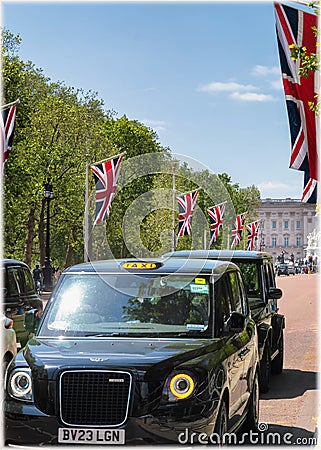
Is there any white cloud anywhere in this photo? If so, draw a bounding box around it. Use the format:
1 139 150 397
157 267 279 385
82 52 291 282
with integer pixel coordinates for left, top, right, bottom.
141 119 167 132
258 181 293 190
251 65 280 77
230 92 275 102
198 81 258 93
257 181 302 199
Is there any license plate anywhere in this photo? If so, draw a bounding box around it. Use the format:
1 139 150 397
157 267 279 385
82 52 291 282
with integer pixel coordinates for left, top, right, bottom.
58 428 125 444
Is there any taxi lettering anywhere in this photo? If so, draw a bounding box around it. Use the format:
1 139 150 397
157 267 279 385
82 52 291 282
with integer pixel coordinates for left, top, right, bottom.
122 262 159 270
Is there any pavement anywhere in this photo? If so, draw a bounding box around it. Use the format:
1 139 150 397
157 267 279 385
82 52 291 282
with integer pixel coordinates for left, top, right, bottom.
39 291 51 306
259 273 319 445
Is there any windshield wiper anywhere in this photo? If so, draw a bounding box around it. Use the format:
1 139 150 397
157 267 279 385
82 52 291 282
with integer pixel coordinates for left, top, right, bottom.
85 332 121 337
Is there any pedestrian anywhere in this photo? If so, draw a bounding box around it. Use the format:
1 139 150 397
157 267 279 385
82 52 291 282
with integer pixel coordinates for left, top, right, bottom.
33 264 43 292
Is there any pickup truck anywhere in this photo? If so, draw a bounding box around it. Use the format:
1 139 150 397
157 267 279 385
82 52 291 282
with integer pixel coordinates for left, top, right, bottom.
163 250 285 393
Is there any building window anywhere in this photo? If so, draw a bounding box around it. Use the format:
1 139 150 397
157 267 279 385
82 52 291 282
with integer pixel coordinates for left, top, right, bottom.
284 220 289 229
284 237 289 247
272 221 277 229
296 221 301 229
296 237 301 246
272 237 277 247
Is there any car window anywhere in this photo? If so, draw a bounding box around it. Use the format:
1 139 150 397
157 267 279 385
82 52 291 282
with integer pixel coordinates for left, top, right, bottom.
228 271 243 314
21 267 36 293
236 271 248 315
237 262 262 302
214 276 232 336
264 262 275 290
6 268 21 296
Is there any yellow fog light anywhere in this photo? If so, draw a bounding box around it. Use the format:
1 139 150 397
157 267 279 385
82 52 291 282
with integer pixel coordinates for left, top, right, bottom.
169 373 195 399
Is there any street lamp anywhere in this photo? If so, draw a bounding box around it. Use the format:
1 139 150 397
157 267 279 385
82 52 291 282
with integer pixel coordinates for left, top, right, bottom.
43 181 54 291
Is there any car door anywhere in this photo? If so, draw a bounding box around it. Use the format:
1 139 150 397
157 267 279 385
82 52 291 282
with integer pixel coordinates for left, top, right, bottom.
215 274 245 427
226 270 256 417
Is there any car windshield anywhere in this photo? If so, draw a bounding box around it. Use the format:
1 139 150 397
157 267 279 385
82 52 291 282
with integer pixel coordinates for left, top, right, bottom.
39 273 212 338
237 262 262 303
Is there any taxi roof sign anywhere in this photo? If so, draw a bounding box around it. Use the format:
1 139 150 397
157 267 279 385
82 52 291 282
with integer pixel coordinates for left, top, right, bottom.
121 261 163 270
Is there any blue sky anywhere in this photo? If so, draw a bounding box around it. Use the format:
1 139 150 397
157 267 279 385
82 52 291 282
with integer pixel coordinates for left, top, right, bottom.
3 1 311 199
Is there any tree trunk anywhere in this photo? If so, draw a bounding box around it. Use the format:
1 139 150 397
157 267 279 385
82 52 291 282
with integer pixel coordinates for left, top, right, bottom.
38 198 46 266
64 226 77 268
24 207 36 266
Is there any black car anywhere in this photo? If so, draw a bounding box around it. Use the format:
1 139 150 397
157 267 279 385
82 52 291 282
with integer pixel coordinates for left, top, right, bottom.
163 250 285 393
4 258 259 446
2 259 43 348
277 263 290 276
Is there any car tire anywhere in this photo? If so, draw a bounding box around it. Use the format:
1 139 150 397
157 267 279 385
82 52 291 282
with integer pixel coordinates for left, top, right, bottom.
214 400 228 442
243 371 259 431
259 342 271 393
271 331 284 375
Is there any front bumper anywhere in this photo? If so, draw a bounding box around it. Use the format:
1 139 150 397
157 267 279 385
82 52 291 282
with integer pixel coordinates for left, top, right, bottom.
4 400 217 446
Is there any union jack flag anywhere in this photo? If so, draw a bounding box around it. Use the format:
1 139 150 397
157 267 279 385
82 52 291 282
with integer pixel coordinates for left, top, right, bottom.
90 153 125 226
207 202 226 246
246 220 261 251
176 189 199 237
231 212 247 249
275 3 319 203
1 103 17 169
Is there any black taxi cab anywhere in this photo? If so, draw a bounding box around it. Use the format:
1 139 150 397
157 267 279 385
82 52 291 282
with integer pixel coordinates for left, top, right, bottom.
4 258 259 446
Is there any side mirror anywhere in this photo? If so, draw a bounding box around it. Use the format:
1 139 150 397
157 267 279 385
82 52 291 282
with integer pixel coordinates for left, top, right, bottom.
24 309 40 334
226 311 246 334
268 287 283 300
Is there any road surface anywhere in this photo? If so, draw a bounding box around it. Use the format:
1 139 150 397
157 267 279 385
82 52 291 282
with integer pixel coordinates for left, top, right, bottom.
258 272 319 446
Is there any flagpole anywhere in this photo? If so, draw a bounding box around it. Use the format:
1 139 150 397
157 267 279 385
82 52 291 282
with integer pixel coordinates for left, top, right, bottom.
172 162 177 252
84 161 89 262
203 228 207 250
0 99 20 110
91 151 126 167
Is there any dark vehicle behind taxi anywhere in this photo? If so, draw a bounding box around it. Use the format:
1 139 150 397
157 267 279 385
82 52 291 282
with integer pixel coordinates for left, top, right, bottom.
2 259 43 348
164 250 285 393
4 258 259 446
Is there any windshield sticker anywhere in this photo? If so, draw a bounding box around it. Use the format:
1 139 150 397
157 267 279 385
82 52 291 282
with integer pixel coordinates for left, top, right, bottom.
186 324 206 331
190 283 209 294
194 278 206 284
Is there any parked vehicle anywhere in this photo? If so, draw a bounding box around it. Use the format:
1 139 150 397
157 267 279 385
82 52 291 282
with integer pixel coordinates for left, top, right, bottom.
1 313 17 373
287 264 296 276
277 263 289 276
163 250 285 393
2 259 43 347
4 258 260 446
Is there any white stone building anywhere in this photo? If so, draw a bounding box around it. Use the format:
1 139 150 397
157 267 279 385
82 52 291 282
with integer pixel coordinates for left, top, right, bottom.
258 198 317 262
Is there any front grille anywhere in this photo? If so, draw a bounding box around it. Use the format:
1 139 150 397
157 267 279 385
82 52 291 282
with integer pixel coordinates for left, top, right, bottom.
60 370 132 426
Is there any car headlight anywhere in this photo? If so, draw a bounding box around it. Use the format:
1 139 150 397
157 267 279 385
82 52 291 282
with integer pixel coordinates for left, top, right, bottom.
8 369 33 402
163 372 196 401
